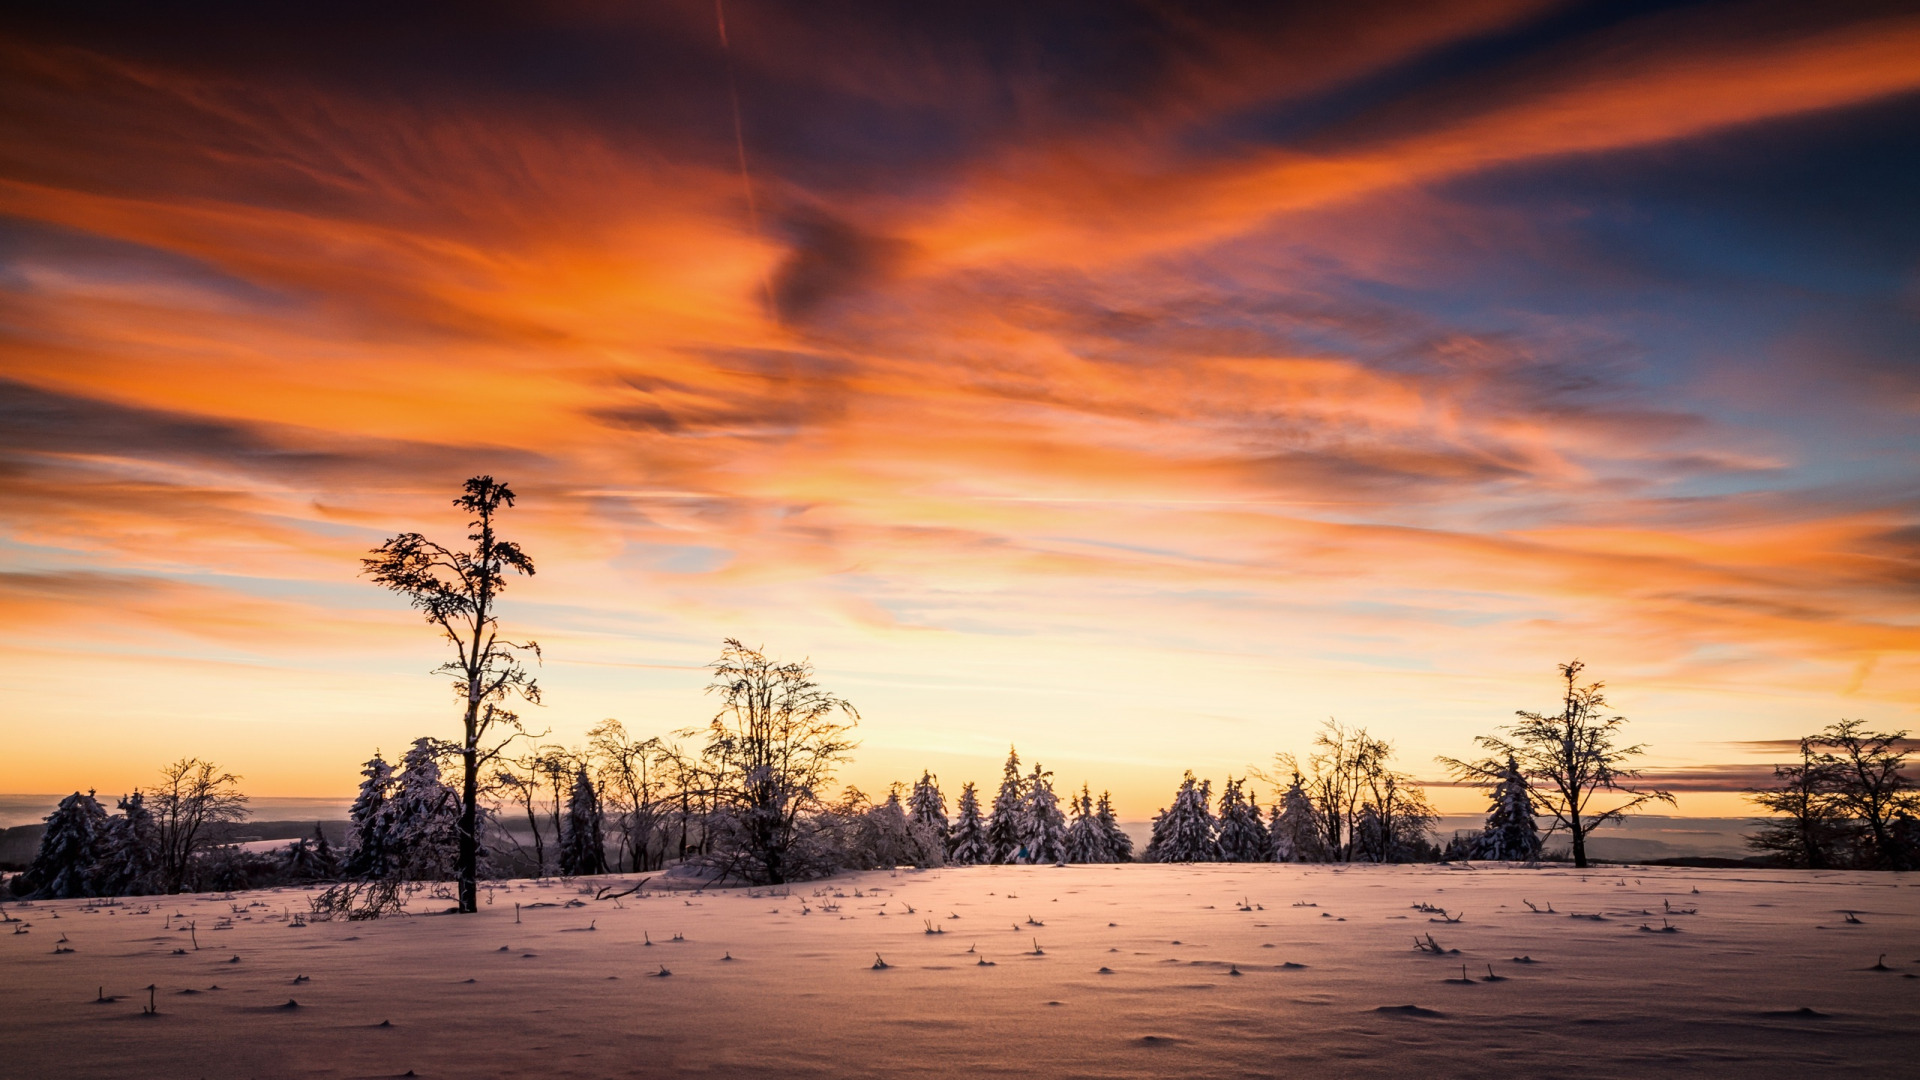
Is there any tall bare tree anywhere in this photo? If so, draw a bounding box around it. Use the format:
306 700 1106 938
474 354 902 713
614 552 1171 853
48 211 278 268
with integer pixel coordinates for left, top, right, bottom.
696 639 858 884
149 758 249 893
363 475 541 913
1442 660 1671 868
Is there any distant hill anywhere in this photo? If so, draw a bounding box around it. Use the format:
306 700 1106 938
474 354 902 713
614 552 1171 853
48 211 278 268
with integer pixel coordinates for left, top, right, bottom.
1435 813 1767 861
0 819 351 871
0 824 43 869
0 795 354 829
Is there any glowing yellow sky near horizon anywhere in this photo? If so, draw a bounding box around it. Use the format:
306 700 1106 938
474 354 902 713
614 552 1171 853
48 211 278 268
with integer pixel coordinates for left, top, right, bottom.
2 2 1917 819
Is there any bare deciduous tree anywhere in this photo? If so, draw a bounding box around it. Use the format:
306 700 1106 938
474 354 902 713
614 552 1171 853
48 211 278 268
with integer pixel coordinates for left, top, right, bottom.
149 758 248 894
363 475 542 913
532 745 578 861
1355 764 1437 864
488 754 552 874
695 639 859 884
1746 735 1847 869
1441 660 1671 868
1811 719 1915 870
1272 720 1380 861
588 719 673 872
1267 720 1433 862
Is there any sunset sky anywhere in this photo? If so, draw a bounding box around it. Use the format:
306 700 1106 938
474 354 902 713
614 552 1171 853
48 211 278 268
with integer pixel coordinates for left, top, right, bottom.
2 1 1916 817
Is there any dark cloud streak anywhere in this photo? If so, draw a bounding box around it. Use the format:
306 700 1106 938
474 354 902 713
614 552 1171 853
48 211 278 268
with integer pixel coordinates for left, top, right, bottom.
0 377 548 487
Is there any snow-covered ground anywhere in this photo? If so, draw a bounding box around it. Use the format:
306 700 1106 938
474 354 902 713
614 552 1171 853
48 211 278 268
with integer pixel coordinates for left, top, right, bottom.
3 863 1915 1078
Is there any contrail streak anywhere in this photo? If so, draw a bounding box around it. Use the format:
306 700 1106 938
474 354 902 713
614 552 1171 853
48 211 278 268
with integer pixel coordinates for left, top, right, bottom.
715 0 778 324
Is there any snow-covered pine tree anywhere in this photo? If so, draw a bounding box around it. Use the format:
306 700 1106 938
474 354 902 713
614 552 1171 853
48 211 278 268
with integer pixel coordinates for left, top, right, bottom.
1063 785 1108 863
1019 762 1069 864
1190 776 1220 861
383 738 462 882
948 782 989 864
343 752 394 879
1475 754 1542 861
1214 777 1269 862
559 764 606 876
852 788 919 868
1096 791 1133 862
985 746 1026 864
20 791 108 898
906 771 949 866
1268 774 1325 862
1143 772 1219 863
94 792 159 895
1353 804 1387 862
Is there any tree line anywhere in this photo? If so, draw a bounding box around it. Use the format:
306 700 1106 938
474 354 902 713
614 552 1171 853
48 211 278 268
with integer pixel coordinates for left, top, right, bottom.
16 649 1908 906
3 652 1687 903
7 758 261 898
346 477 1687 898
13 476 1912 903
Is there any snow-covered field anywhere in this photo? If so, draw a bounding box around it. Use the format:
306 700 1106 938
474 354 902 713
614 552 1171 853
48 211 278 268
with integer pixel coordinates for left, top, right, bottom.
3 864 1916 1079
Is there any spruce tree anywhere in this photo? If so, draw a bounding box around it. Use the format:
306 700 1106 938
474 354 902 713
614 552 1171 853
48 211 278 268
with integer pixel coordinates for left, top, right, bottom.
1354 804 1387 862
1268 775 1325 862
95 792 160 896
985 746 1026 863
1475 754 1542 861
384 739 461 881
1096 791 1133 862
559 764 606 876
907 771 950 865
948 782 990 865
1214 777 1268 862
1064 785 1108 863
1144 772 1218 862
22 791 108 899
344 753 394 879
852 788 919 869
1019 763 1069 864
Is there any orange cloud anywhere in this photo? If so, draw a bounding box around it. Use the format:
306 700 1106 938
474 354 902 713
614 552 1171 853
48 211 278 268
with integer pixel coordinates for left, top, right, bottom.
1 5 1916 805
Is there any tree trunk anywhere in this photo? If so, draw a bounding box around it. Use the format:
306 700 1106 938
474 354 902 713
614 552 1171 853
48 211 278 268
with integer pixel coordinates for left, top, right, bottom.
1864 806 1892 868
1570 818 1588 869
1802 817 1826 870
458 697 481 914
523 795 544 873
